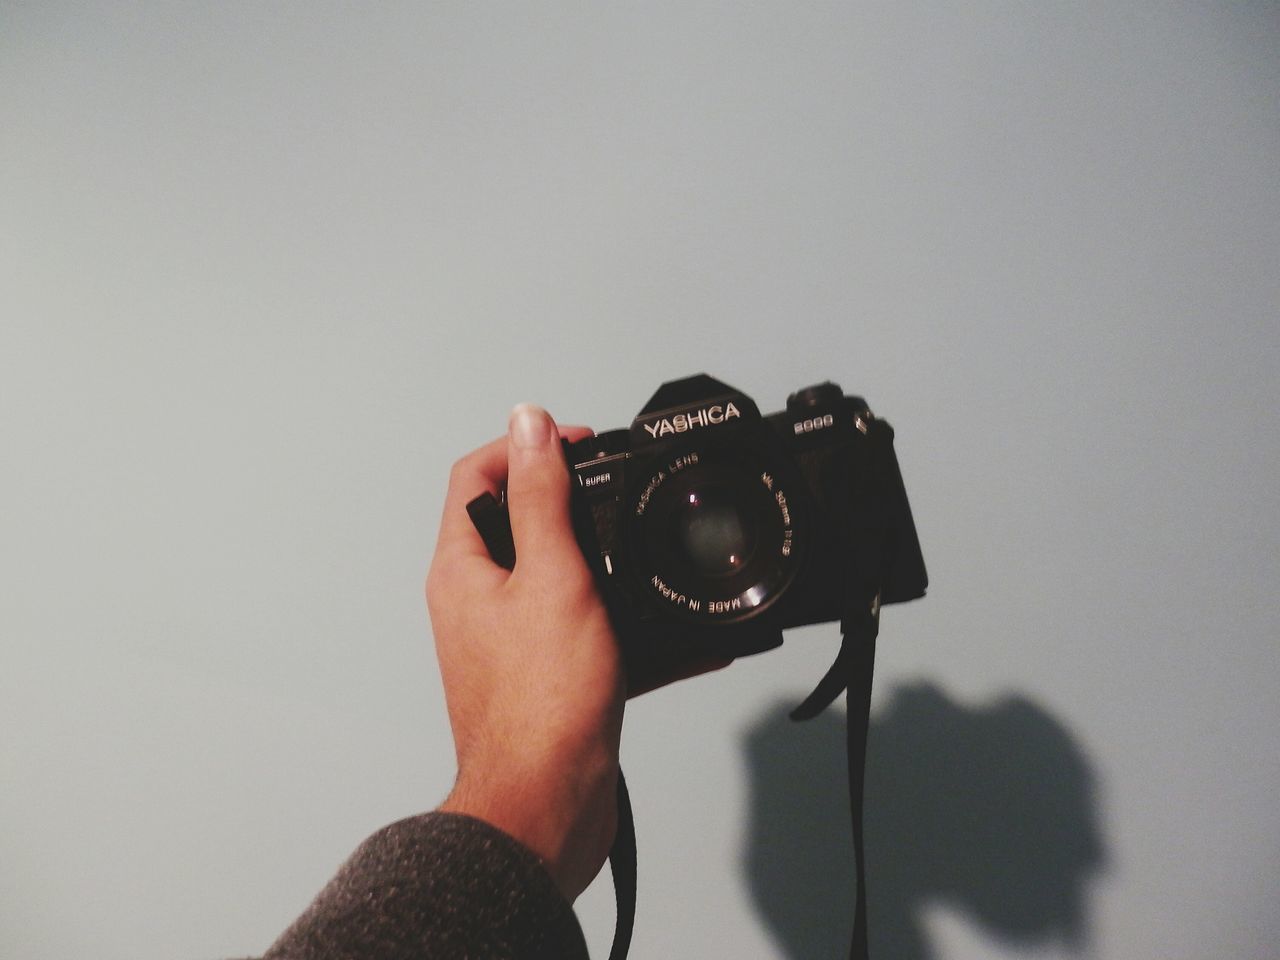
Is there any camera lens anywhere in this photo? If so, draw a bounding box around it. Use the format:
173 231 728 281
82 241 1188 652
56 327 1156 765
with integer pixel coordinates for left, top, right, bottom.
674 484 756 579
628 451 802 622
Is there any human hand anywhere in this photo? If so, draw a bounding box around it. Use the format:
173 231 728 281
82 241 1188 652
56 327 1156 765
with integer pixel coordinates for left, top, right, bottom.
426 404 732 900
426 404 623 901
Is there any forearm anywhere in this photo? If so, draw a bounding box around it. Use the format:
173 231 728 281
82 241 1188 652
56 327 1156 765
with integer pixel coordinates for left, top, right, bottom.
262 812 588 960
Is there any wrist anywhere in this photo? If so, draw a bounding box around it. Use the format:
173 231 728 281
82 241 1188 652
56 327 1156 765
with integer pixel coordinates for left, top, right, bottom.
440 747 617 900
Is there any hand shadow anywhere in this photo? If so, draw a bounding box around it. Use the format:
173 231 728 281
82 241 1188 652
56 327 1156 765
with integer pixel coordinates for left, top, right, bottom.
741 682 1107 959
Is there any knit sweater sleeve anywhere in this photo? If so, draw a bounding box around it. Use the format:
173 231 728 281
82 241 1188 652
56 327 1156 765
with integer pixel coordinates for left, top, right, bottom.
260 812 590 960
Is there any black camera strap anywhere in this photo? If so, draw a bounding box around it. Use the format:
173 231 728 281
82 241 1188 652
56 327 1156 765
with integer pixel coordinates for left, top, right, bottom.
605 598 880 960
789 597 880 960
606 771 636 960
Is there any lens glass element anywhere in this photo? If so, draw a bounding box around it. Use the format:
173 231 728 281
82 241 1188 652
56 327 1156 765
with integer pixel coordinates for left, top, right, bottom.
628 450 802 622
674 485 756 579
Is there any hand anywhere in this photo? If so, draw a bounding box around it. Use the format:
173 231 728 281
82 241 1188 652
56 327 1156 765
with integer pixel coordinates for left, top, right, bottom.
426 404 623 901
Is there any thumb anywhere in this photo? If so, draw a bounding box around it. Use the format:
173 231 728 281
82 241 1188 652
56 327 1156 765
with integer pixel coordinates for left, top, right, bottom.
506 403 579 567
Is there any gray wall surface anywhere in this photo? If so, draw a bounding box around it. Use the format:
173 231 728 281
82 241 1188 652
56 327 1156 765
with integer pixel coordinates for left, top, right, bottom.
3 3 1277 958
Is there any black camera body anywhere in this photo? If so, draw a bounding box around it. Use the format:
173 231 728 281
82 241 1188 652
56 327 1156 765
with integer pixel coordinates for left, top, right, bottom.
471 374 927 675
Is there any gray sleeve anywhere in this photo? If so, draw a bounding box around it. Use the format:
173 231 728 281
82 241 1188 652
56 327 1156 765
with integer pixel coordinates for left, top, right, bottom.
261 812 590 960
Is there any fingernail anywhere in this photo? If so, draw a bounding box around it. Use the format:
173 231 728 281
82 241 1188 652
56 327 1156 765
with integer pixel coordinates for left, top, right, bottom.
510 403 554 450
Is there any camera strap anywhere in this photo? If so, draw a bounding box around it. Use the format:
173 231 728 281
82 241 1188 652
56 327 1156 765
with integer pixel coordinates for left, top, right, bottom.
606 770 636 960
605 598 879 960
789 597 880 960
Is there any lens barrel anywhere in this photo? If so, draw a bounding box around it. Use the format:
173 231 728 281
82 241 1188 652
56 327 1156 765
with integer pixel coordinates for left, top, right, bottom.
627 449 802 622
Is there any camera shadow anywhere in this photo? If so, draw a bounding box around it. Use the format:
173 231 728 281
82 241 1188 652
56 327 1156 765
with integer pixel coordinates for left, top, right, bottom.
740 682 1107 959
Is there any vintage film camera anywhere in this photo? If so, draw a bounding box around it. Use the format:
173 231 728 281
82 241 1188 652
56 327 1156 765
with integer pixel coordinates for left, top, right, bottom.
469 374 927 679
467 374 927 960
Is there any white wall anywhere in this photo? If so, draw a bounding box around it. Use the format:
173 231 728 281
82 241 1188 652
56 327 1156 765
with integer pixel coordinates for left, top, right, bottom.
3 4 1276 958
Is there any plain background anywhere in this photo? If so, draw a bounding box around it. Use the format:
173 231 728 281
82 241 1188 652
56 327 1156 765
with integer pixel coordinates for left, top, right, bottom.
2 3 1277 958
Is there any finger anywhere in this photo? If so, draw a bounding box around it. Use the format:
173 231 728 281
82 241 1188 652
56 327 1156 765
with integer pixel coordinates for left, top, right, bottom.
506 404 582 568
434 424 596 566
435 435 511 565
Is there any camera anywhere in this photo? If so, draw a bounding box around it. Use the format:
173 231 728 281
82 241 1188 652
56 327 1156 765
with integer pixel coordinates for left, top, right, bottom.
469 374 927 675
